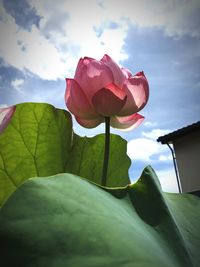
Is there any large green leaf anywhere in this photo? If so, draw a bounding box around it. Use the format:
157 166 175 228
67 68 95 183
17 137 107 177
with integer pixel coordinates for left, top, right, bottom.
66 133 130 187
0 166 199 267
0 103 72 205
0 103 130 205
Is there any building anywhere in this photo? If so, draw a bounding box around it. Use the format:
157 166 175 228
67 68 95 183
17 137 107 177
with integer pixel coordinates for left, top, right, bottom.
157 121 200 195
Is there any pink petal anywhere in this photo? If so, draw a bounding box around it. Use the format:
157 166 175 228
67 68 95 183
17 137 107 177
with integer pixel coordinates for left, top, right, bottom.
119 71 149 116
75 116 104 129
101 54 126 87
110 113 144 130
92 83 127 117
0 106 16 134
74 56 113 104
121 67 132 78
65 79 98 119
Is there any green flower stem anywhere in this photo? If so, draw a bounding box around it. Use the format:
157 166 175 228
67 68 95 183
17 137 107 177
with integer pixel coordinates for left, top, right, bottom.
101 116 110 186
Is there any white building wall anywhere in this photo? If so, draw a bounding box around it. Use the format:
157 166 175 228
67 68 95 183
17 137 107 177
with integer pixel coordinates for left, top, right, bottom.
173 130 200 193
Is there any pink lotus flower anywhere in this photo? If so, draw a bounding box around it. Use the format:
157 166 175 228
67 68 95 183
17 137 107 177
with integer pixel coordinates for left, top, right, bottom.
0 106 16 134
65 54 149 129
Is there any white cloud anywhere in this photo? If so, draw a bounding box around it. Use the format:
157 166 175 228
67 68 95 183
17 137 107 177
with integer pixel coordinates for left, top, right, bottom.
158 154 172 162
142 129 171 140
0 3 67 80
127 137 167 162
127 130 174 163
156 168 179 193
0 0 128 80
32 0 128 61
143 121 158 128
100 0 200 37
11 78 24 92
1 0 199 81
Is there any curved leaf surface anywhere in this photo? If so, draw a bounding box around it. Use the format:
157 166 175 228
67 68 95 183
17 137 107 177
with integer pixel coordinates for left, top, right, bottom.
0 166 199 267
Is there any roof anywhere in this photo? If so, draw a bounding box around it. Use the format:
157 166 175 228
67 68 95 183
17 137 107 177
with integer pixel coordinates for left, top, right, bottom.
157 121 200 144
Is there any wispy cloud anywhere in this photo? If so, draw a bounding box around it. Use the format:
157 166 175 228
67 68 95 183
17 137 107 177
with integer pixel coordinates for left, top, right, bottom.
0 0 128 80
11 78 24 92
142 129 171 140
1 0 200 82
0 6 67 80
2 0 41 31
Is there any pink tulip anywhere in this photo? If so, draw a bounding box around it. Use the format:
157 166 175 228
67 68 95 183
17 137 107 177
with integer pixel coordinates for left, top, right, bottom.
65 54 149 129
0 106 16 134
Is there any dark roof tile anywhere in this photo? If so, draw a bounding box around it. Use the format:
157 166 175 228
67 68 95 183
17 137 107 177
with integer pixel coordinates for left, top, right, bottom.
157 121 200 144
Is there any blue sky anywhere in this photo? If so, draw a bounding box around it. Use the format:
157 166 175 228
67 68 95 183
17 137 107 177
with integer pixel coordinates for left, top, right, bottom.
0 0 200 192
